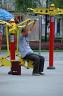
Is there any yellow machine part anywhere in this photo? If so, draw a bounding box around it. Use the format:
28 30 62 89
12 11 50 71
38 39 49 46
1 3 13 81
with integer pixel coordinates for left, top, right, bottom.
28 4 63 16
0 57 11 66
0 20 11 26
0 19 34 68
18 18 31 26
18 55 33 68
0 56 33 69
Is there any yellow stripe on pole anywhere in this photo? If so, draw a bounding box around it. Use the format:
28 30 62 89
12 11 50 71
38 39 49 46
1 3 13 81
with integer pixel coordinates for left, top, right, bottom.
5 25 9 53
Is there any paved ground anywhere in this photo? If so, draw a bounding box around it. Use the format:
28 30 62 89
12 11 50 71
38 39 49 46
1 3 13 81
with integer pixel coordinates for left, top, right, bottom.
0 51 63 96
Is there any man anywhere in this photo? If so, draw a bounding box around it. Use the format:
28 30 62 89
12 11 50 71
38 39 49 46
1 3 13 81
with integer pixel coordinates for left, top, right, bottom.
19 22 45 76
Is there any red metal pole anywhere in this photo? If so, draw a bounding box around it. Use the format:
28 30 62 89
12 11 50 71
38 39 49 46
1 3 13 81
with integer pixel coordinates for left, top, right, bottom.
47 16 55 69
10 33 15 60
9 33 21 75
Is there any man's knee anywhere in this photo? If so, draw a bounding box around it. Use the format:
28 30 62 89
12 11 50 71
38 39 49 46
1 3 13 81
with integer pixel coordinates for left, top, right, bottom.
34 55 40 62
43 56 45 62
40 56 45 61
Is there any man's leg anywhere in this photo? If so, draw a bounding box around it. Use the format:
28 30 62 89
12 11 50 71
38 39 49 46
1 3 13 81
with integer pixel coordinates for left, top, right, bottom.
39 55 45 73
24 53 40 74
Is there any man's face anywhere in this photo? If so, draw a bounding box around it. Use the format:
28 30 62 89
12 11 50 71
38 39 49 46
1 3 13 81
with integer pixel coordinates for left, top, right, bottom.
22 28 28 36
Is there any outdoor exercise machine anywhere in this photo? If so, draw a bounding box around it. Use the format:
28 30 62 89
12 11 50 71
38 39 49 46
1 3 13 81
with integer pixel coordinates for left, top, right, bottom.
0 19 35 75
28 3 63 69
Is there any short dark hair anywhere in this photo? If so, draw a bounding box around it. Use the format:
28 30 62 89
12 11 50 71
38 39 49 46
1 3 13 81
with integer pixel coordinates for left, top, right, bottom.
21 28 25 32
21 27 28 33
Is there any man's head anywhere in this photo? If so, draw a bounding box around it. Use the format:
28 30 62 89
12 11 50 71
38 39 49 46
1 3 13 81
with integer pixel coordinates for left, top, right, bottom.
21 26 28 36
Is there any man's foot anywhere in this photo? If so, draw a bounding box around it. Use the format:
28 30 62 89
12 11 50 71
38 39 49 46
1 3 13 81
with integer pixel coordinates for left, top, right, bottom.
39 72 44 75
8 71 12 74
32 72 40 76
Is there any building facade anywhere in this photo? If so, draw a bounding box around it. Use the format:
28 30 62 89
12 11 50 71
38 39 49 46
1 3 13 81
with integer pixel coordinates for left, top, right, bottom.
0 0 15 11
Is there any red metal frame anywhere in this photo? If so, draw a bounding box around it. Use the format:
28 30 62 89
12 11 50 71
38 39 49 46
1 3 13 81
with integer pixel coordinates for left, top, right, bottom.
47 16 55 69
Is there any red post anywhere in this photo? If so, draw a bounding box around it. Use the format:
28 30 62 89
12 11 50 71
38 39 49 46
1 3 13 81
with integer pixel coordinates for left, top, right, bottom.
10 33 15 60
47 16 55 69
9 33 21 75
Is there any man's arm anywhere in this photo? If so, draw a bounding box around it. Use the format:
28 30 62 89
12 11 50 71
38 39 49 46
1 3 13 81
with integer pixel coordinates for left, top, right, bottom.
25 20 37 33
29 20 37 32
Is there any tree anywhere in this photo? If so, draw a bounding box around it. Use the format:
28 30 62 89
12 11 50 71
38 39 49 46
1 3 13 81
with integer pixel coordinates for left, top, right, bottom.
15 0 41 12
48 0 63 8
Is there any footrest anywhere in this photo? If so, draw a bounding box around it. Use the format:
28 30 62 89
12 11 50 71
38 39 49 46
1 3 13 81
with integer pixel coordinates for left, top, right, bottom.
11 61 21 75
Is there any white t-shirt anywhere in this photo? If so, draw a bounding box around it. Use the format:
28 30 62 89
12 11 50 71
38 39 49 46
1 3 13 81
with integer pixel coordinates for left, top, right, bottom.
19 34 33 58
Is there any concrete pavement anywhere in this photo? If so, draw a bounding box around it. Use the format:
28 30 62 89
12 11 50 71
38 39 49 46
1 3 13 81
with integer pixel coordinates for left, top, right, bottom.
0 51 63 96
